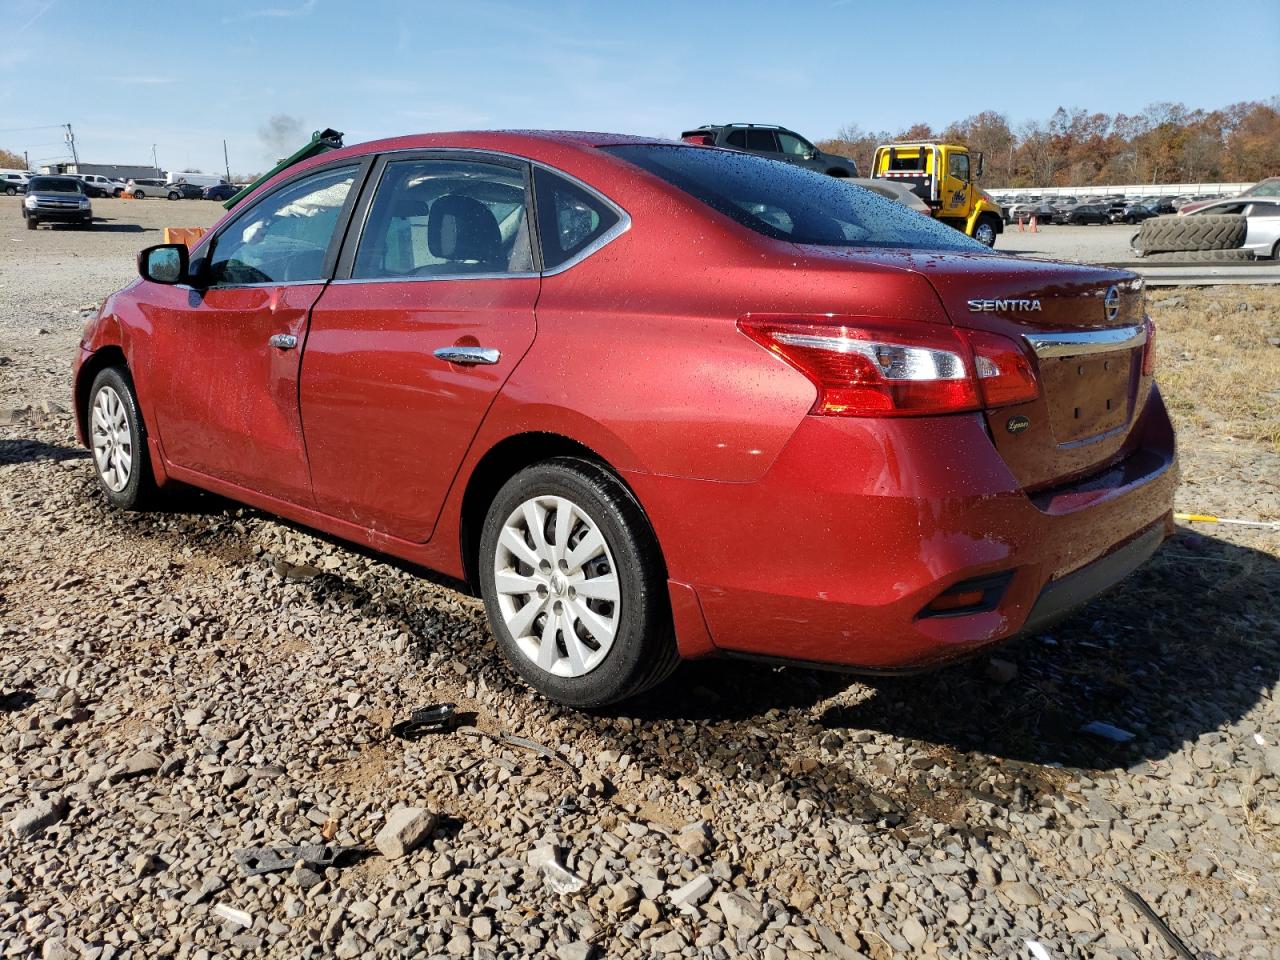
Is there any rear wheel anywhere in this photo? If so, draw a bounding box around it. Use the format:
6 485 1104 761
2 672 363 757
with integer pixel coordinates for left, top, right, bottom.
167 192 179 200
478 458 677 707
4 186 15 196
134 190 145 199
88 367 158 510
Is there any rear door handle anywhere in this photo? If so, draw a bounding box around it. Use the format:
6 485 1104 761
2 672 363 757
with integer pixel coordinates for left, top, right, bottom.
433 346 500 365
268 334 298 350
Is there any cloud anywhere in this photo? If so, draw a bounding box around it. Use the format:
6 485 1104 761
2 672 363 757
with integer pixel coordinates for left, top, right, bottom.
15 0 56 36
223 0 316 23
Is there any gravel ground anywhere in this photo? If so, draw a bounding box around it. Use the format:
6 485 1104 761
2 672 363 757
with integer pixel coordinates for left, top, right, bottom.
995 223 1142 264
2 196 1279 959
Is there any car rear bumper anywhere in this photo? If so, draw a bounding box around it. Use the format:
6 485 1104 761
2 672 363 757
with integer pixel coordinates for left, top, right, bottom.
629 385 1177 670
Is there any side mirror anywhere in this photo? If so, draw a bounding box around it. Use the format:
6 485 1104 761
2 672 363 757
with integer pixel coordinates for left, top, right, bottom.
974 153 984 179
137 243 188 285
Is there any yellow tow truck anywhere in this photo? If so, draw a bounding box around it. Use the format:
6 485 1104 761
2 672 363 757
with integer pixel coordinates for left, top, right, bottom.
870 142 1004 247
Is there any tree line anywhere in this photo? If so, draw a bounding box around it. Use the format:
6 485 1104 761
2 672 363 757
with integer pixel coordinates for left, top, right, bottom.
816 99 1279 188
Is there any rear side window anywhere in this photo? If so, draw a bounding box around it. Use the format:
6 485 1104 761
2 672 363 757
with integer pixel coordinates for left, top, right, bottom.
605 145 986 252
533 168 620 270
352 158 533 279
725 130 748 148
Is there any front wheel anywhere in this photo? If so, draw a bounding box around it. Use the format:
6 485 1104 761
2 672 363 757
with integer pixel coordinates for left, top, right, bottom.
167 192 180 200
88 367 158 510
25 216 36 230
133 190 145 199
4 186 15 196
478 458 677 707
972 217 999 247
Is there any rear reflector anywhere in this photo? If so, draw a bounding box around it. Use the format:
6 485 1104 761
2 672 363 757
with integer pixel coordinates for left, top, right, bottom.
920 572 1012 618
739 316 1038 417
1141 317 1157 376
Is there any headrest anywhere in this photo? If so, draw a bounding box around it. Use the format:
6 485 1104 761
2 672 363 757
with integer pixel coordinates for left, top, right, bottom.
427 195 500 262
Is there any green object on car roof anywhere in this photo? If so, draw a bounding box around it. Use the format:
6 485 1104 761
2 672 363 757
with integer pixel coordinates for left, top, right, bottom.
221 128 345 210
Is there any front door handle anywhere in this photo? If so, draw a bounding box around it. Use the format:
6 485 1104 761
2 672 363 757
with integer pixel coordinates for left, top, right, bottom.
268 334 298 350
433 346 500 365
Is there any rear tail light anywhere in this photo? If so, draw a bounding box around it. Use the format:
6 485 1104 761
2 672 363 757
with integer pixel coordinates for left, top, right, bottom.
739 316 1038 417
1141 316 1157 376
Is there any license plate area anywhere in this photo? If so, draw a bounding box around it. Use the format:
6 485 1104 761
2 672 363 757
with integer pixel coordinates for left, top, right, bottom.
1041 350 1134 444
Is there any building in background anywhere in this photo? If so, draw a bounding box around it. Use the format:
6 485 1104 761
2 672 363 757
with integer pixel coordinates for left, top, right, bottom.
39 162 163 180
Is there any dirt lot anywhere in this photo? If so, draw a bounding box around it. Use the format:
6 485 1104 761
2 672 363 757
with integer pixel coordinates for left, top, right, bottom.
1 196 1278 959
996 223 1143 264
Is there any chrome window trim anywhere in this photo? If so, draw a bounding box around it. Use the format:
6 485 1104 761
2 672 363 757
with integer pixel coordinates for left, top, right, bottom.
331 272 540 286
1023 323 1147 359
348 147 631 281
174 279 327 292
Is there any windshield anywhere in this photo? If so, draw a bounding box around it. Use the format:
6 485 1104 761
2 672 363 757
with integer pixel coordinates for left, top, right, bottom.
29 177 82 193
604 145 987 252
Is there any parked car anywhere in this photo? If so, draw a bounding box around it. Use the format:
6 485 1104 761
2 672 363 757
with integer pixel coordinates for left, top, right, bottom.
1113 202 1157 225
72 131 1174 707
202 182 241 201
22 175 92 229
1145 197 1178 215
1178 177 1280 215
1 172 28 195
1184 197 1280 259
165 182 204 200
680 123 859 177
77 174 126 197
126 178 168 199
78 180 112 198
1058 203 1110 225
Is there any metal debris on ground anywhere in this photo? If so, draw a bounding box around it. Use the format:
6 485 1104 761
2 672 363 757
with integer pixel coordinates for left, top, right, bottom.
1118 885 1207 960
458 725 572 768
528 844 587 895
1174 512 1280 530
233 843 360 876
212 904 253 929
1079 721 1136 742
390 703 458 740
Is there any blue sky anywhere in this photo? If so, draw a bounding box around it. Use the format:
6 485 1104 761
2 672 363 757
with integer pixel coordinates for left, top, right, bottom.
3 0 1277 175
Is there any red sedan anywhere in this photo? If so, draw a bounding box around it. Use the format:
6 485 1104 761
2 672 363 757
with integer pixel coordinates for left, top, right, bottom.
73 131 1176 706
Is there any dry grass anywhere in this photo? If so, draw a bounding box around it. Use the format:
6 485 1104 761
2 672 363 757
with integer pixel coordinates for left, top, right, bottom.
1149 286 1280 451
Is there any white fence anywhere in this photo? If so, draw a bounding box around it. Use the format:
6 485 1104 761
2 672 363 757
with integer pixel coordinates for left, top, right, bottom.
989 182 1253 200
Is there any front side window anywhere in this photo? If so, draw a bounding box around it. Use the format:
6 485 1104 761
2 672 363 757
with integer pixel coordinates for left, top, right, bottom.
208 166 356 285
533 167 621 270
948 153 970 181
777 133 811 157
352 158 532 279
745 129 779 152
605 144 987 253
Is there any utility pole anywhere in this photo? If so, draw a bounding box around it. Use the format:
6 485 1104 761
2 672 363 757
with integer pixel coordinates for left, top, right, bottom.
65 123 79 167
23 151 29 170
223 139 231 182
152 144 159 176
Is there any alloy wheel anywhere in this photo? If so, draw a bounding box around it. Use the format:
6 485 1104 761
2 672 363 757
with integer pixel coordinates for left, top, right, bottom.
91 385 132 492
492 495 620 678
975 221 996 246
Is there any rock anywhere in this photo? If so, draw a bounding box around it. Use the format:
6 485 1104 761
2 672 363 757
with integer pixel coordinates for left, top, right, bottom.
636 899 660 923
901 917 927 949
124 750 163 777
669 873 713 911
1187 855 1217 878
374 807 437 860
220 766 249 791
651 931 686 953
9 796 67 839
675 821 712 857
985 657 1018 684
213 904 252 929
557 942 595 960
132 852 161 879
1001 881 1043 906
606 884 638 913
718 890 766 934
292 864 324 890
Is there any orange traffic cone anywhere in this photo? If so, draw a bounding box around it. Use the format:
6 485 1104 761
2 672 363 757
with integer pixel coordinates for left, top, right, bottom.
1029 216 1038 233
1017 216 1025 232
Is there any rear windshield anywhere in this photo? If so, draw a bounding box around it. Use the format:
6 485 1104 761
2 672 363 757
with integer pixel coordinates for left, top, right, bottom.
29 177 82 193
603 145 986 252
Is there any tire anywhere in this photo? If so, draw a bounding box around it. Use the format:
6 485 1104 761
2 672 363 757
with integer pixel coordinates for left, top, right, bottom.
478 457 678 707
1135 214 1246 254
113 189 123 197
87 367 158 510
134 190 145 199
4 186 15 196
1140 249 1257 263
972 216 999 247
25 216 36 230
167 192 179 200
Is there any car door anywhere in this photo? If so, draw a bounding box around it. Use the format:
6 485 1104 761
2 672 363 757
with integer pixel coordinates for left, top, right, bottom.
776 131 817 171
300 152 540 540
139 161 366 504
938 151 972 220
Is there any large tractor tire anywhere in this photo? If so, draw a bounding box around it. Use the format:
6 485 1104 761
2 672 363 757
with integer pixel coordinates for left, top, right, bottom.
1135 214 1246 254
1141 249 1256 263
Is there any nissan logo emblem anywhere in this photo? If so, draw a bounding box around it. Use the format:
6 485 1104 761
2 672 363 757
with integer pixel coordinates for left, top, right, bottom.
1104 286 1121 322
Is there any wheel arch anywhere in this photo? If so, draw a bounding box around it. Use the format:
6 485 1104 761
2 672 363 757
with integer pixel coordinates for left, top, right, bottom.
457 431 666 592
75 345 129 445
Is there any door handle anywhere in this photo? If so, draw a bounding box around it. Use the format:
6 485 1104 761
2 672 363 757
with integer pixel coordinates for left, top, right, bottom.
433 346 500 365
268 334 298 350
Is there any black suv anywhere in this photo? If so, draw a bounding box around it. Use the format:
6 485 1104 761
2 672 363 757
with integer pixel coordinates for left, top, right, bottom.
680 124 858 177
